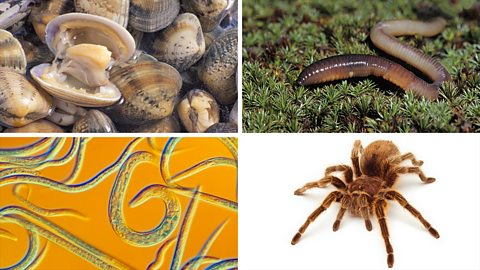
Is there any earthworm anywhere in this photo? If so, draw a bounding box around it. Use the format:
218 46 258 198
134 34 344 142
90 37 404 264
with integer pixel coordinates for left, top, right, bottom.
297 17 451 100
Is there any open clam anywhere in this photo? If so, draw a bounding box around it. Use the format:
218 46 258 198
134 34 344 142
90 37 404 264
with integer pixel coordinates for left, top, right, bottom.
178 89 220 132
129 0 180 32
0 68 53 127
149 13 205 71
0 29 26 73
30 13 136 107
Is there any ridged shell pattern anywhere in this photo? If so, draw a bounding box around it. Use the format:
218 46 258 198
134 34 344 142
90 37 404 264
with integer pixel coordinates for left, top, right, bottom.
199 28 237 105
0 29 27 73
109 61 182 124
129 0 180 32
151 13 205 71
72 109 117 132
0 69 53 127
74 0 130 28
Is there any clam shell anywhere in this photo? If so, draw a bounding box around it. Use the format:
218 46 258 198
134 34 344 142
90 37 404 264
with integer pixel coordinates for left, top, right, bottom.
29 0 75 43
45 13 135 63
4 119 64 133
0 0 36 31
205 122 237 133
198 28 237 105
30 63 122 107
129 0 180 32
19 39 54 68
229 100 237 125
177 89 220 133
133 115 181 132
0 68 53 127
151 13 205 71
0 29 26 73
109 61 182 124
182 0 234 32
72 109 117 132
74 0 129 28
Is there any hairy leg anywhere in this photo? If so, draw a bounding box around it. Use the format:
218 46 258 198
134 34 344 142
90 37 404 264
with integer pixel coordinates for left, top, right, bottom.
374 198 394 268
385 166 435 187
386 190 440 238
294 175 346 195
291 191 342 245
388 152 424 166
333 194 350 231
351 140 363 177
325 165 354 183
359 193 373 231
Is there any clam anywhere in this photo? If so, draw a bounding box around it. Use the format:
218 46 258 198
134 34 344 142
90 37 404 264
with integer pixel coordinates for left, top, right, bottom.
29 0 75 43
108 61 182 124
177 89 219 132
205 122 237 133
0 68 53 127
0 0 36 32
30 13 136 107
229 100 238 125
149 13 205 71
181 0 235 32
72 109 117 132
198 28 237 105
74 0 129 28
19 39 54 68
4 119 64 133
129 0 180 33
0 29 26 73
133 115 181 132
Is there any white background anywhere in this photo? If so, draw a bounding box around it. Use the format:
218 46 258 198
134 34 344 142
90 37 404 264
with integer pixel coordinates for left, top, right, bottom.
239 134 480 270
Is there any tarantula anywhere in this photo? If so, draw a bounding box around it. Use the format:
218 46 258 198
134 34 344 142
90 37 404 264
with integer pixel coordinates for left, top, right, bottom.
291 140 439 268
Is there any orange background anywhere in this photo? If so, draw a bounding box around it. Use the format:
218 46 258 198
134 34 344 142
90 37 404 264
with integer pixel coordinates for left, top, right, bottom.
0 137 237 269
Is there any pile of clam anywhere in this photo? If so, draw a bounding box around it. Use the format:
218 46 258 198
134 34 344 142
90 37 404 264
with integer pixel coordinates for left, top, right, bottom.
0 0 238 133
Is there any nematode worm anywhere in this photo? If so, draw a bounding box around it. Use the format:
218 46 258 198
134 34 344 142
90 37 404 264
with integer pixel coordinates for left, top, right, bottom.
297 17 450 100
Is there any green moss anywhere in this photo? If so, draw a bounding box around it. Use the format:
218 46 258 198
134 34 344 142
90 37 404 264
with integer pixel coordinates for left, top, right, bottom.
242 0 480 132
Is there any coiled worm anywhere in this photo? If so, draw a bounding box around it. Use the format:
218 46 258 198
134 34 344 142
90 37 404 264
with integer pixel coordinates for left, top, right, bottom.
297 17 450 100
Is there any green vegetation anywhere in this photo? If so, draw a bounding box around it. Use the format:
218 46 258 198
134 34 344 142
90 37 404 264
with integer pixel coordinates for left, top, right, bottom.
242 0 480 132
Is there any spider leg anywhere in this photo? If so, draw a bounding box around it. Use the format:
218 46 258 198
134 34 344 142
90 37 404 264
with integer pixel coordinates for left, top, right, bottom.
374 198 394 268
396 166 436 183
291 191 342 245
386 190 440 238
325 165 354 183
359 193 373 231
388 152 424 166
294 176 346 195
351 140 364 177
332 194 350 231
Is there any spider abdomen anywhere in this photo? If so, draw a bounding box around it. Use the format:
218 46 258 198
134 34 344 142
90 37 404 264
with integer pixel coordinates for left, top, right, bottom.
361 140 400 177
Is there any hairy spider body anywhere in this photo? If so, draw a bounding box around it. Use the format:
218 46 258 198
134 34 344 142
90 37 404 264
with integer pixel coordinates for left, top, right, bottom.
291 140 439 268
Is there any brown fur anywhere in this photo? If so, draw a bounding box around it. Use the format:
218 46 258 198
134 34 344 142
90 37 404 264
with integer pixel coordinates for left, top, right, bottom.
291 140 439 268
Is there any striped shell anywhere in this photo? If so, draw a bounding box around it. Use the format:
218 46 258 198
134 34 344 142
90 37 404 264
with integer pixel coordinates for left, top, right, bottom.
129 0 180 33
0 29 26 73
177 89 219 132
205 122 237 133
133 115 181 132
150 13 205 71
74 0 130 28
182 0 234 32
0 69 53 127
198 28 237 105
72 109 117 132
109 61 182 124
4 119 64 133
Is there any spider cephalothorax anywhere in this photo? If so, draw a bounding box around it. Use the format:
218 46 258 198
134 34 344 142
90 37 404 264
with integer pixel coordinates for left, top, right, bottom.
291 140 439 268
